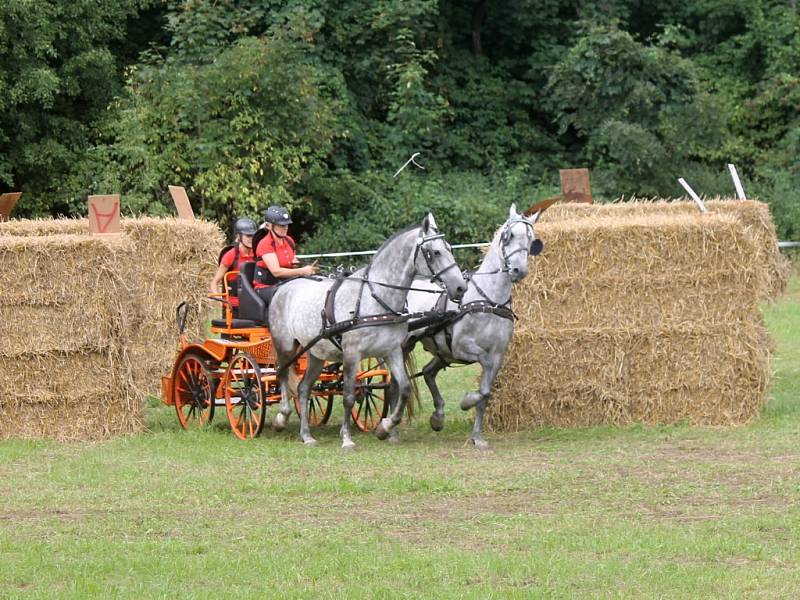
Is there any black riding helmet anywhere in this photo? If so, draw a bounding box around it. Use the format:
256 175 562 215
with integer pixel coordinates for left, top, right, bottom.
233 217 258 236
263 205 292 226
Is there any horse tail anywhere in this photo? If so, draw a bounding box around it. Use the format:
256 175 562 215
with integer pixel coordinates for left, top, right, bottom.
403 345 421 419
285 342 301 399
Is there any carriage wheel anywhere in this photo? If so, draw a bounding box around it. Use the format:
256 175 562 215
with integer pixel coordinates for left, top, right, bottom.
294 392 333 427
223 352 266 440
352 357 390 432
173 353 215 429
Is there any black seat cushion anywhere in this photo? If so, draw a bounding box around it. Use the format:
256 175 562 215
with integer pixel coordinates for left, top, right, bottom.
211 318 259 329
237 262 268 325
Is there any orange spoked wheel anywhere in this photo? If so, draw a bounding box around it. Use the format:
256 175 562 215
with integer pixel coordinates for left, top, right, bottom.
294 391 333 427
223 352 266 440
173 353 215 429
352 357 390 432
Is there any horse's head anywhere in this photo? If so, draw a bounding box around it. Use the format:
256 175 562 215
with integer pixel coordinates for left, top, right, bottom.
498 203 543 283
415 213 466 302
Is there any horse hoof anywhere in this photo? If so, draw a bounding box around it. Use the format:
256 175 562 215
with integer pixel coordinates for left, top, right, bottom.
341 440 356 451
470 438 490 451
460 392 481 411
302 438 318 447
374 418 392 441
430 414 445 432
273 412 287 431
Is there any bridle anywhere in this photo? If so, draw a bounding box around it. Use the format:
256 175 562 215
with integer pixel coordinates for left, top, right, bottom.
414 229 461 283
463 214 544 311
498 215 543 273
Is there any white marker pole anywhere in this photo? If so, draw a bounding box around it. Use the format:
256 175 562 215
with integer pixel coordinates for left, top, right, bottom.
678 178 708 213
727 163 746 201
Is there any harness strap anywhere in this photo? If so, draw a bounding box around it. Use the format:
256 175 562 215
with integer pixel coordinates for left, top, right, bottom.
469 273 512 309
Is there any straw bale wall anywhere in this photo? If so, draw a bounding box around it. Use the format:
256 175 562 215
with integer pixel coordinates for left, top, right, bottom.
488 212 773 431
115 218 223 396
541 199 789 300
0 218 222 440
0 235 139 440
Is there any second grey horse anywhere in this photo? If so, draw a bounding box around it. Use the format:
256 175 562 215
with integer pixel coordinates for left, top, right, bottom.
268 213 466 449
402 204 543 449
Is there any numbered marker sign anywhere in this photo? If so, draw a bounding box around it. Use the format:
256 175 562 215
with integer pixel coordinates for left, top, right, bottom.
168 185 195 220
0 192 22 221
559 168 593 203
88 194 121 234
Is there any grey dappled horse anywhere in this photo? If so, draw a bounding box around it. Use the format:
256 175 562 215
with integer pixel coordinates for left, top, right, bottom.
402 204 543 449
268 214 466 449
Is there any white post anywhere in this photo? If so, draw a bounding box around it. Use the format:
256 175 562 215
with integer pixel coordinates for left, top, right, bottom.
727 164 746 201
678 178 708 213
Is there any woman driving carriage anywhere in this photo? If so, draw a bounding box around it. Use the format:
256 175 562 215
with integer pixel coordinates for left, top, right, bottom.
254 205 317 303
209 217 258 301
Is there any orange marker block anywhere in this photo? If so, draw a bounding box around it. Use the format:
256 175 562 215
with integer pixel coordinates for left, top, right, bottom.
0 192 22 221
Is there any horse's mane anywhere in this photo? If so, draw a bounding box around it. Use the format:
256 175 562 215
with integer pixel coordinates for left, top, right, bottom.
370 222 422 263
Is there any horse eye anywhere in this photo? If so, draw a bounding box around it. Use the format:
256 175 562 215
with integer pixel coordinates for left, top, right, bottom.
434 250 441 256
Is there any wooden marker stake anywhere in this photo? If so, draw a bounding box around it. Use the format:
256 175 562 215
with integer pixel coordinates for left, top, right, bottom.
559 168 592 203
88 194 121 234
677 178 708 213
168 185 195 220
0 192 22 221
727 164 747 201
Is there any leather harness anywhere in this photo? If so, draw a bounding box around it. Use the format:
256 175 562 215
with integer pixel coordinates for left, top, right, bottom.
277 228 459 370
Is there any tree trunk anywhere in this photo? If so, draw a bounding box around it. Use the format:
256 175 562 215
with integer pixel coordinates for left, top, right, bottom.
471 0 486 56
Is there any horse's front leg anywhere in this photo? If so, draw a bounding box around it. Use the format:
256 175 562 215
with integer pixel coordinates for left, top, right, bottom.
339 349 360 451
463 353 503 450
375 347 410 441
297 355 325 445
422 355 448 431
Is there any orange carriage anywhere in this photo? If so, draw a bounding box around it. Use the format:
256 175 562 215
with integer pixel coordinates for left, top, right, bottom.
161 267 390 439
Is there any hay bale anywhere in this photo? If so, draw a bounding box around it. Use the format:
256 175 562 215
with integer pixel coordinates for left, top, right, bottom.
488 212 773 431
0 217 86 237
0 392 140 442
488 323 770 430
515 214 765 330
542 198 789 300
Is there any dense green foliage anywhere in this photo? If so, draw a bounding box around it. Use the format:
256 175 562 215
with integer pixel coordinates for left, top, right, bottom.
2 0 799 241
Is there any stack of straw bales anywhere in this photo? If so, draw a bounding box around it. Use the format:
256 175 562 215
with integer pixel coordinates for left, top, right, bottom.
0 234 139 440
488 208 774 431
0 218 222 440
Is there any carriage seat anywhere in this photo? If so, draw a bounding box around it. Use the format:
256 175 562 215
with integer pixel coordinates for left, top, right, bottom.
211 317 259 329
236 262 268 326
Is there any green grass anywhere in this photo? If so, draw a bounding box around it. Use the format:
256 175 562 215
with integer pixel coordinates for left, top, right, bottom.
2 276 800 598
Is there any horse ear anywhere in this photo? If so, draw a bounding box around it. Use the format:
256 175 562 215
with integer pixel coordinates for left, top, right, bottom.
424 212 437 232
509 203 518 217
529 210 542 225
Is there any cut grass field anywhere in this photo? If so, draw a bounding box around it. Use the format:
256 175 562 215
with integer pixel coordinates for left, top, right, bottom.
1 273 799 598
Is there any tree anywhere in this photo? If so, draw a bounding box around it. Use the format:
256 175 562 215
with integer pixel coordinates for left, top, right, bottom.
0 0 160 216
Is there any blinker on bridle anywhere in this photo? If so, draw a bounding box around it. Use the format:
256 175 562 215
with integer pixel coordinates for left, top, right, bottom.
415 231 459 283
